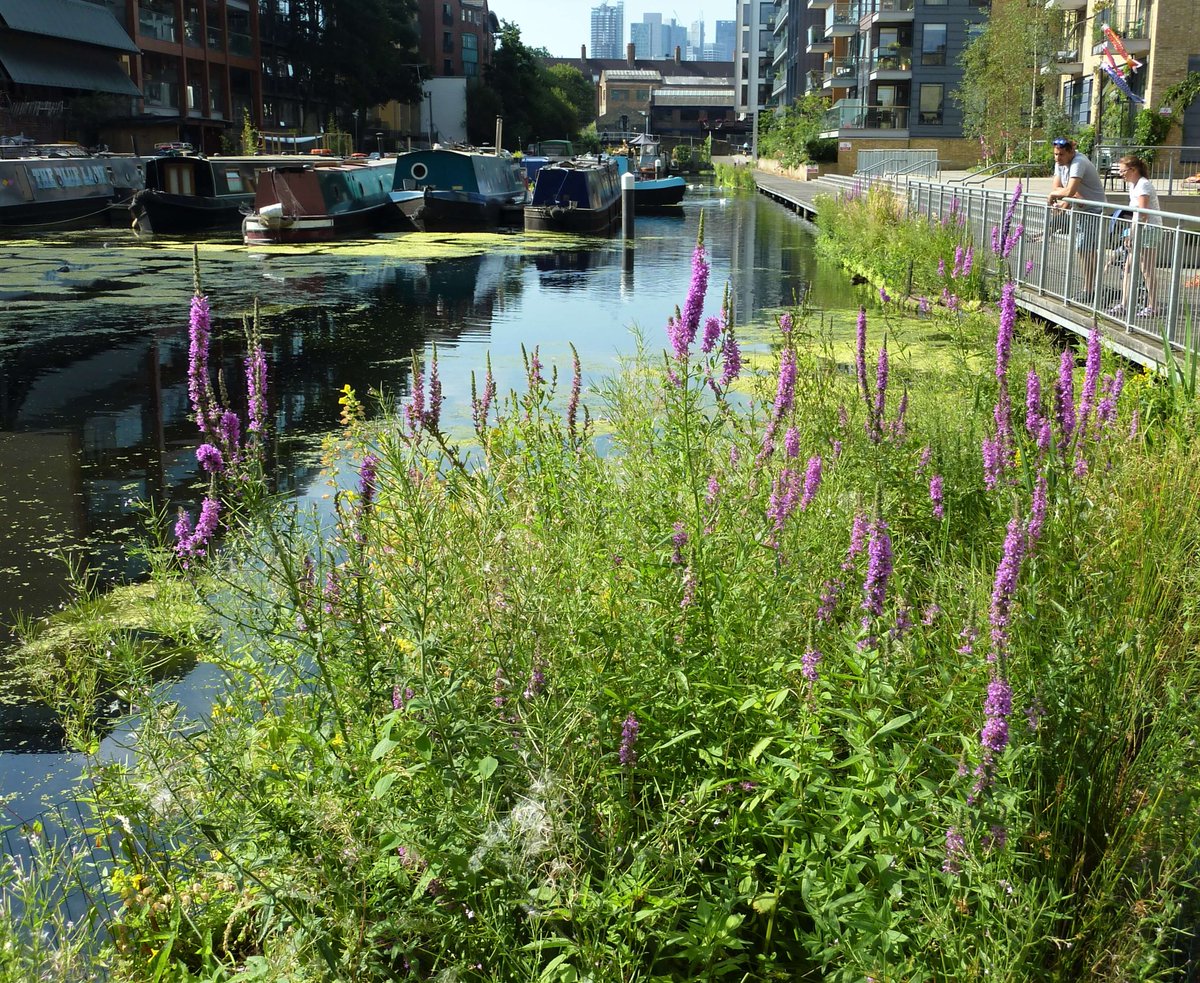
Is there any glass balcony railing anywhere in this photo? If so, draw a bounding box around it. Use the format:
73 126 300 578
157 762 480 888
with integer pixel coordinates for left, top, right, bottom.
207 25 224 50
773 38 787 63
143 80 180 111
871 45 912 70
138 10 177 42
866 0 914 13
830 3 861 27
228 32 252 57
823 102 909 129
825 57 859 82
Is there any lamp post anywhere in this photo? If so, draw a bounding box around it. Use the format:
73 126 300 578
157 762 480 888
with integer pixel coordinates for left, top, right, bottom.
351 109 359 154
426 90 434 147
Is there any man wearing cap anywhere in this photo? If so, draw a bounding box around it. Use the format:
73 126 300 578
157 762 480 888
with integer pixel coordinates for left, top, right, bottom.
1048 138 1107 301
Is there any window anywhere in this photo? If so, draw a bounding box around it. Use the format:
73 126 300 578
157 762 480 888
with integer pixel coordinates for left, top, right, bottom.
921 23 946 66
443 58 453 74
443 2 452 25
443 31 453 51
919 83 943 124
924 0 947 4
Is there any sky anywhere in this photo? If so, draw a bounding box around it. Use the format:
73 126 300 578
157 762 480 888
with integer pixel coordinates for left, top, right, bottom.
488 0 736 58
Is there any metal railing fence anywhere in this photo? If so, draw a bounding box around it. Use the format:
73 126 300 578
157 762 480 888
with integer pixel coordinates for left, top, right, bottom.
1092 145 1200 196
858 148 939 179
905 179 1200 357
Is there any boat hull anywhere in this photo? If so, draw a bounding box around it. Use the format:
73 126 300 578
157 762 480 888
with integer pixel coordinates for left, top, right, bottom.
130 189 250 234
634 176 686 212
0 152 143 231
525 159 622 236
242 200 398 244
524 199 621 234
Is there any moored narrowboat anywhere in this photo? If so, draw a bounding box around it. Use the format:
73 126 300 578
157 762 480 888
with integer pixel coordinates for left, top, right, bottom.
524 158 622 235
390 146 526 232
0 144 144 231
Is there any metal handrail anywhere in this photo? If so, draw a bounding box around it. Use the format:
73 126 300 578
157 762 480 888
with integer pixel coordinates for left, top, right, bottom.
954 162 1039 187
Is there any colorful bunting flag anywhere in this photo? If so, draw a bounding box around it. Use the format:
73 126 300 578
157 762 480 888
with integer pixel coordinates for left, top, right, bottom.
1102 61 1144 103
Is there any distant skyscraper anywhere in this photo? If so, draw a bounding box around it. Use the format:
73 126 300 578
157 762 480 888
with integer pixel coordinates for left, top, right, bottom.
714 20 736 62
630 11 662 58
687 19 705 61
590 1 624 59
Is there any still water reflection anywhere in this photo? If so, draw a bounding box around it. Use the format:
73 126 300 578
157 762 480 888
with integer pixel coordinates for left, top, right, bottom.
0 184 867 806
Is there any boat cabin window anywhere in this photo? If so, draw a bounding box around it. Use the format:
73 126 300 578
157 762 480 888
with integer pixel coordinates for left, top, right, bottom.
224 168 245 192
165 161 195 195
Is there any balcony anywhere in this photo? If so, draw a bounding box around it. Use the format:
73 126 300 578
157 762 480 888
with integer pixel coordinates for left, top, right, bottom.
775 5 789 29
806 24 835 51
862 0 914 22
828 3 860 37
142 80 180 113
773 37 788 65
809 0 835 9
870 44 912 74
772 72 788 99
1047 0 1087 9
1090 1 1151 57
822 100 909 132
1053 46 1083 75
824 57 859 87
228 31 252 57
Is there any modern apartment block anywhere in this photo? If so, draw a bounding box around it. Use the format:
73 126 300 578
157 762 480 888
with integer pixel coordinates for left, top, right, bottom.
798 0 990 165
734 0 775 128
1051 0 1199 151
590 1 624 60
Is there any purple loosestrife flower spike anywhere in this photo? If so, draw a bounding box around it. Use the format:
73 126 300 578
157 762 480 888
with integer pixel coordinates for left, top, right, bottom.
719 328 741 387
174 509 194 557
428 348 443 432
772 348 797 424
855 307 869 402
958 624 977 656
1038 418 1053 454
989 516 1026 658
892 389 909 440
767 468 801 533
406 356 426 432
845 511 869 569
981 676 1013 755
801 647 822 683
779 312 793 335
567 344 581 443
1097 368 1124 427
800 456 822 511
701 315 722 354
996 280 1017 380
671 521 688 565
619 713 639 767
218 410 241 456
188 293 214 432
930 473 944 519
991 224 1002 255
963 245 974 278
358 454 379 508
817 578 841 623
680 567 697 609
953 245 964 279
245 344 268 434
1055 350 1076 447
680 239 710 346
784 426 800 459
937 257 946 278
1077 325 1102 438
917 445 932 476
1028 472 1048 549
705 474 720 509
189 496 221 557
982 437 1001 490
862 519 893 618
943 826 966 874
1025 258 1035 276
196 443 224 474
919 295 930 315
868 341 888 442
879 285 891 304
1025 368 1043 436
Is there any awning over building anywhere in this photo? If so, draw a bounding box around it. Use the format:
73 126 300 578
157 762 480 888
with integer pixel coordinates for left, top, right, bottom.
0 33 141 96
0 0 139 53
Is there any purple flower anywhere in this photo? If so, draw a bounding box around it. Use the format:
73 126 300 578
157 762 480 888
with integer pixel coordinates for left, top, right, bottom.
772 348 797 424
680 566 697 609
1055 350 1076 447
218 410 241 457
845 511 869 570
779 312 793 335
800 456 822 511
942 825 966 874
393 685 414 710
937 258 946 278
1025 368 1043 437
922 603 940 626
862 519 893 619
953 245 964 279
996 280 1016 380
981 676 1013 755
1028 472 1048 549
919 295 930 315
619 713 639 767
869 342 889 442
472 357 496 435
784 426 800 459
817 578 841 623
245 344 268 434
523 658 546 700
832 439 843 458
406 356 426 432
174 509 194 556
801 647 822 683
428 349 443 432
701 314 723 354
1077 325 1102 438
879 285 891 304
705 475 720 508
916 445 932 476
719 328 742 387
567 345 582 443
1025 259 1035 276
957 624 977 656
188 294 214 432
1097 369 1124 427
358 453 380 508
982 436 1001 490
180 496 221 559
680 240 710 348
323 569 339 614
989 517 1026 657
671 521 688 565
196 443 224 474
930 473 944 519
767 467 801 535
855 307 869 403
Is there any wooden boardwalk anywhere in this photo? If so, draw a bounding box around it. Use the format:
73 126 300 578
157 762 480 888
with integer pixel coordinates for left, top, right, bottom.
751 167 1185 370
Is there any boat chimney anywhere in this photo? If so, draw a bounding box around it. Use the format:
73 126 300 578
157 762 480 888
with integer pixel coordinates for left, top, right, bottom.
626 42 635 66
495 116 503 153
674 45 682 64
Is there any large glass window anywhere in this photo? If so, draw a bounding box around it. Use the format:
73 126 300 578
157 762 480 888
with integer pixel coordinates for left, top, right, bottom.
138 0 177 42
921 23 947 65
919 83 943 124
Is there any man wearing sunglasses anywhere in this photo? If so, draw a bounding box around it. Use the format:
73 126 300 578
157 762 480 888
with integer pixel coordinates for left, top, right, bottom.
1048 138 1107 301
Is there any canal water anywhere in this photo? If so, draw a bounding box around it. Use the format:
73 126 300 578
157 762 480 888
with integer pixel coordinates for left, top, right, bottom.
0 182 867 815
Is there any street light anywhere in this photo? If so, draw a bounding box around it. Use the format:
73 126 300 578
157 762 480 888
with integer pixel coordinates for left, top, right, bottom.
426 90 434 147
351 109 359 153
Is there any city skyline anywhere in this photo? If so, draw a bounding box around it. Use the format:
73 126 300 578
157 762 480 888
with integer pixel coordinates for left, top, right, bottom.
489 0 733 58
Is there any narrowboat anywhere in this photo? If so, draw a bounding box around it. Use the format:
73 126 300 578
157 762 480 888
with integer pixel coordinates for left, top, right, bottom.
130 149 306 234
524 158 622 235
390 146 526 232
611 153 687 212
521 139 576 185
242 158 400 244
0 144 144 231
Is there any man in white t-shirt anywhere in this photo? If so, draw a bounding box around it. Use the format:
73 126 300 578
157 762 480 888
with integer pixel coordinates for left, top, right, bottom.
1048 138 1107 301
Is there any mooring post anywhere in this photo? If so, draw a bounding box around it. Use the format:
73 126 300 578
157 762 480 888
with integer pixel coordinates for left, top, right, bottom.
621 172 636 238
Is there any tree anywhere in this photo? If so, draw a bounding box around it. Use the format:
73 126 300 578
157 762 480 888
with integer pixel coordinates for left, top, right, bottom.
547 64 596 130
290 0 422 133
470 22 588 150
757 93 832 167
953 0 1062 163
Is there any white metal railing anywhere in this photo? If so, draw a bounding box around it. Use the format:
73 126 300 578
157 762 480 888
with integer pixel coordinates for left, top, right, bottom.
1092 145 1200 196
858 148 937 178
905 179 1200 358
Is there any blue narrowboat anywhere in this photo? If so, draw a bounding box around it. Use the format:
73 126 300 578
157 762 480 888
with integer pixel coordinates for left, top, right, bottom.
524 158 622 235
390 147 526 231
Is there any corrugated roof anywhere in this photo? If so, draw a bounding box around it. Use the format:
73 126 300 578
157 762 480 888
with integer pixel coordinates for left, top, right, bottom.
652 89 735 106
660 76 734 86
0 0 139 53
601 69 662 81
0 33 141 95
